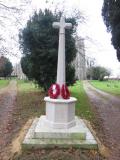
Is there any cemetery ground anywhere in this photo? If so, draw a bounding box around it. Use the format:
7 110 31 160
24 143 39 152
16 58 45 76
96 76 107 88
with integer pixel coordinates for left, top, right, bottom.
0 80 120 159
90 80 120 96
0 80 9 89
83 81 120 160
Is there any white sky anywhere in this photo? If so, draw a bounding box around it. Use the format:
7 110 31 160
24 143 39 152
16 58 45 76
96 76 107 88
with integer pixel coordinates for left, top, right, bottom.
2 0 120 76
78 0 120 76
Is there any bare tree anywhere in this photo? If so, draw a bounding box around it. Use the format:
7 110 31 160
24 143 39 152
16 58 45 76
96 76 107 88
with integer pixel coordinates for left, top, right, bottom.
0 0 32 57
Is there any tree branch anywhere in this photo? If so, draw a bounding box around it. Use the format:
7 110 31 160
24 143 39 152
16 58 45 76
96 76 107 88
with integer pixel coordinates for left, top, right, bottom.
0 2 20 11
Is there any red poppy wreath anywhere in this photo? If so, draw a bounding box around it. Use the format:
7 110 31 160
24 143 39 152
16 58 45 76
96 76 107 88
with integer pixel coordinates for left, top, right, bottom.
61 84 70 99
48 83 60 99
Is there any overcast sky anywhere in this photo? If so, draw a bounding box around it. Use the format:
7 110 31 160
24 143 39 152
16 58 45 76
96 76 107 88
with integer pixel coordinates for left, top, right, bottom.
77 0 120 76
2 0 120 76
31 0 120 76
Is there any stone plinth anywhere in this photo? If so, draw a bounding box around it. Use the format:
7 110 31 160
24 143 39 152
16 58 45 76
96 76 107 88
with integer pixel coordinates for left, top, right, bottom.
22 96 98 149
34 116 86 140
44 97 77 129
22 117 98 149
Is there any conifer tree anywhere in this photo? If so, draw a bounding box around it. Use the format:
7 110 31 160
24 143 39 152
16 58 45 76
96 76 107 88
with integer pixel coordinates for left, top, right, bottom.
19 9 77 91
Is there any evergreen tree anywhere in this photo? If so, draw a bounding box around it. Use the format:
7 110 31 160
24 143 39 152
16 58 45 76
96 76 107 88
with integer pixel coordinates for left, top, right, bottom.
0 56 13 77
19 9 77 91
102 0 120 61
87 66 110 80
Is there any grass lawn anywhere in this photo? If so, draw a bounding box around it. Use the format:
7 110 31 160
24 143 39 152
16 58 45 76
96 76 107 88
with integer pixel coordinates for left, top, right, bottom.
17 80 42 92
16 80 45 123
0 79 9 89
70 81 94 121
90 80 120 96
16 80 94 123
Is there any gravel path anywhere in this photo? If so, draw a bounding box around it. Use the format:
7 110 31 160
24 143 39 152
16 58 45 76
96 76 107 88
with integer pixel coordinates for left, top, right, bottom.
83 81 120 160
0 80 17 160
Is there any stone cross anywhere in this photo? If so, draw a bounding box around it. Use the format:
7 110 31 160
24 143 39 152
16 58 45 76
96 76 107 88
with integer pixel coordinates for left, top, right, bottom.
53 16 72 88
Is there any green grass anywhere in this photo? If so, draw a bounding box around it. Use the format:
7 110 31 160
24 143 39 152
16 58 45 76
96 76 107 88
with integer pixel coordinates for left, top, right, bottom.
0 79 9 89
90 80 120 96
17 80 94 121
70 81 94 121
15 80 45 130
17 80 41 92
17 80 94 120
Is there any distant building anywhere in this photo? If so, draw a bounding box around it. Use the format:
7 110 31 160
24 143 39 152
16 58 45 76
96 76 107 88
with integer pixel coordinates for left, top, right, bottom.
12 63 26 80
73 36 86 80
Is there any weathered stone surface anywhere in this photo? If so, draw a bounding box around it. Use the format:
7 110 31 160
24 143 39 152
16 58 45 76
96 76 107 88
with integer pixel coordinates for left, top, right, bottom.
35 116 86 140
53 16 72 89
22 117 98 149
44 97 77 129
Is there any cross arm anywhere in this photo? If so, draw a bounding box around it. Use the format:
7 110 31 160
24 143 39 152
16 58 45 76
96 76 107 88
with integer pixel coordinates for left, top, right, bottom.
65 23 72 29
52 22 60 28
